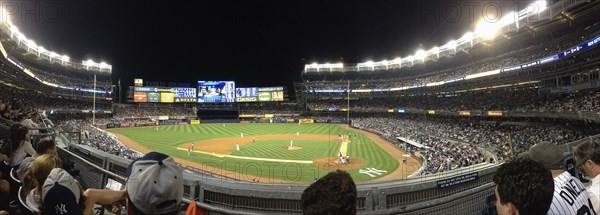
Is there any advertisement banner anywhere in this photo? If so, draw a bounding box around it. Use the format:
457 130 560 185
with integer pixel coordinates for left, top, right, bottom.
147 92 160 103
239 114 257 118
387 109 394 113
134 78 143 87
286 119 295 123
264 114 274 118
235 87 258 102
258 92 272 101
299 119 314 124
134 92 147 103
459 111 471 116
190 120 200 125
427 110 436 115
160 92 175 103
487 111 503 116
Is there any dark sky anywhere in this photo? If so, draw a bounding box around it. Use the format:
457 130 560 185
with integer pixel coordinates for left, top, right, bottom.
7 0 524 90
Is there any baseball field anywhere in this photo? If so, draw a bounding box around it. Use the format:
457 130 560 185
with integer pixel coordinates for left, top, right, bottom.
108 123 420 183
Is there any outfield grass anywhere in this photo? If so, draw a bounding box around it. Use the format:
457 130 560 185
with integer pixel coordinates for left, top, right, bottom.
109 123 399 182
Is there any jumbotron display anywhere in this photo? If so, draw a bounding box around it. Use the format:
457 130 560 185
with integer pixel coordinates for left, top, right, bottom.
133 87 197 103
197 81 235 103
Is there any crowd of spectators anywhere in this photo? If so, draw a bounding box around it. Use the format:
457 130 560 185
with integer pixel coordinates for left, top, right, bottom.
57 119 142 160
239 103 302 114
351 116 596 174
305 20 600 91
308 87 600 113
114 106 194 118
7 56 112 92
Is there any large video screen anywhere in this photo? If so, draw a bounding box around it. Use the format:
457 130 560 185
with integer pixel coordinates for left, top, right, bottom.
258 86 284 102
235 87 258 102
197 81 235 103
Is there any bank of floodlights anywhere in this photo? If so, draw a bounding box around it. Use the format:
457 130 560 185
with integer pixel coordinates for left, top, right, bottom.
305 0 549 73
0 9 111 73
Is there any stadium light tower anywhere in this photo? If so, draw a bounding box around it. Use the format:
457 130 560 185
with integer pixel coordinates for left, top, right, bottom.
415 50 426 62
462 32 475 46
405 56 414 66
475 20 499 40
447 40 457 53
430 47 440 59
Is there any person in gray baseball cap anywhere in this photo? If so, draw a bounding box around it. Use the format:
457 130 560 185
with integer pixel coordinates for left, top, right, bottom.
83 152 184 215
520 141 595 215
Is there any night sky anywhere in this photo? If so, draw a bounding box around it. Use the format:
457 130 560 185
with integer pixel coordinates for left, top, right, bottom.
7 0 524 90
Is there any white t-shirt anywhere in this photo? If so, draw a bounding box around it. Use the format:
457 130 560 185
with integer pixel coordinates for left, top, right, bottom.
10 140 36 167
588 174 600 215
25 189 41 213
548 171 596 215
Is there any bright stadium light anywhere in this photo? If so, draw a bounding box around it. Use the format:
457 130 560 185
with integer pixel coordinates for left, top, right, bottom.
62 55 69 61
430 47 440 54
461 32 474 41
536 0 547 12
415 49 426 61
393 57 402 63
447 40 457 50
475 20 499 39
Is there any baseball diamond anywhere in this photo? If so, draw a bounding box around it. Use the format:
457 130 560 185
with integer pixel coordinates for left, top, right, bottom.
108 123 420 182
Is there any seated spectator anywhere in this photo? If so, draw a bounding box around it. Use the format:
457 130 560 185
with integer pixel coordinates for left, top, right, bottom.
521 141 594 215
10 124 36 167
301 170 357 215
0 179 9 212
574 139 600 214
83 152 184 215
17 137 58 180
22 154 62 214
493 157 554 215
40 168 85 215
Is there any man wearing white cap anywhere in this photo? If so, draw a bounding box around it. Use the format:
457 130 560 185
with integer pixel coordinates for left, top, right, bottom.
83 152 184 215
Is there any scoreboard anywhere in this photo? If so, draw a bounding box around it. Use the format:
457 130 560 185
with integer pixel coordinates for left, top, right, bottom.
133 87 197 103
173 88 197 103
132 83 283 103
258 87 284 101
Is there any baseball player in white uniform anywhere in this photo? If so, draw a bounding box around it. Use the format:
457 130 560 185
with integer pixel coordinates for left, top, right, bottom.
522 141 596 215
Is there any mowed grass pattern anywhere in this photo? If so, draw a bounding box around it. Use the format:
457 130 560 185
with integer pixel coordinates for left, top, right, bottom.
109 124 399 182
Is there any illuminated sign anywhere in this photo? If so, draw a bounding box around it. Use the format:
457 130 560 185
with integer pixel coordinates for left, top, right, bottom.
134 78 143 87
487 111 503 116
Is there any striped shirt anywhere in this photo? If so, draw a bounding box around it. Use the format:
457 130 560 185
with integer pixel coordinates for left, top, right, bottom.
548 171 596 215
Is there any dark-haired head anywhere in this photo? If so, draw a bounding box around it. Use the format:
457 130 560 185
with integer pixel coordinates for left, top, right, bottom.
301 170 357 215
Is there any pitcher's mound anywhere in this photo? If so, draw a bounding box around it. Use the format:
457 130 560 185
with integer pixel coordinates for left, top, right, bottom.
313 156 364 170
282 146 303 150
